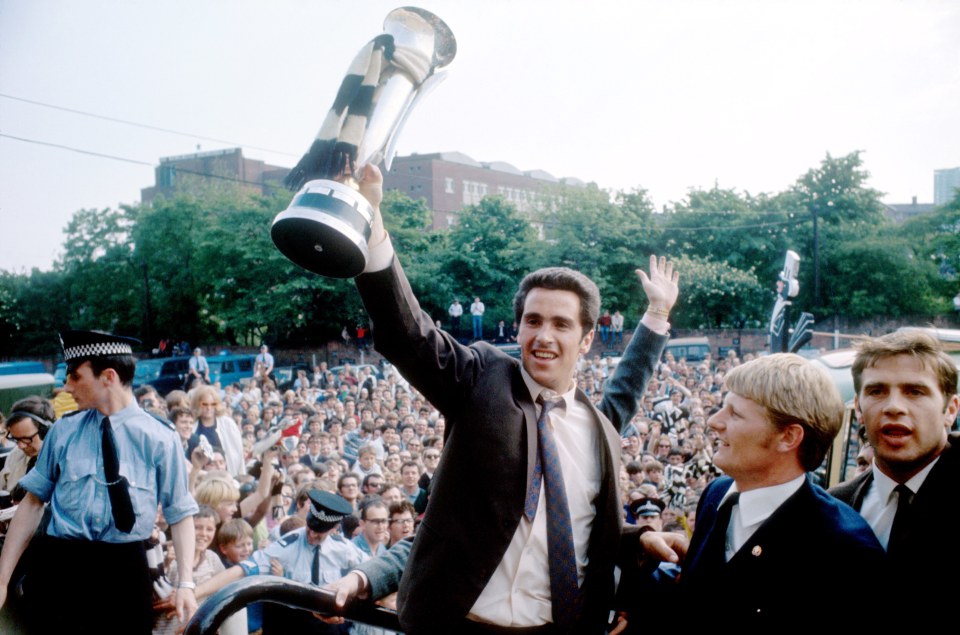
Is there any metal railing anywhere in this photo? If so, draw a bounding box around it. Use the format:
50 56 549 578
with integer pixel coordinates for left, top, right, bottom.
184 576 401 635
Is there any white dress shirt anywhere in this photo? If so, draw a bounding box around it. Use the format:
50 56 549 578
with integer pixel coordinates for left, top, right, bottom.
859 457 937 549
468 370 600 627
719 474 806 561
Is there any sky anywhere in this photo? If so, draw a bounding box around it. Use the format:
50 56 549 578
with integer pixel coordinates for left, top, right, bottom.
1 0 958 273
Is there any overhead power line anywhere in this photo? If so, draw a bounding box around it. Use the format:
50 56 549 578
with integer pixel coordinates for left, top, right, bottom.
0 92 299 157
0 132 154 166
0 133 287 189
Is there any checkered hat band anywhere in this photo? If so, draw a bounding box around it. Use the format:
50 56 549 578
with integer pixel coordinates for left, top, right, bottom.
309 507 345 523
64 342 133 361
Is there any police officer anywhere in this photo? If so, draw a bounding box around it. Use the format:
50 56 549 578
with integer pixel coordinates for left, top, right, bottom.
0 330 199 635
198 490 367 633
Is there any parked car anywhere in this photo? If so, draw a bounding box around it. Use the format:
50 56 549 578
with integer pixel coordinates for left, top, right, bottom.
274 365 313 393
132 356 192 396
662 336 711 363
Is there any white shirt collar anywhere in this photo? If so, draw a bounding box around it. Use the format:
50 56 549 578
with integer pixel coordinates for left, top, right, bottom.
871 454 940 501
724 473 806 529
518 365 576 409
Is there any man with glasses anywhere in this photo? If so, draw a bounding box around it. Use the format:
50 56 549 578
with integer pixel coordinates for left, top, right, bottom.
0 397 54 493
338 474 361 512
354 500 391 557
387 500 416 548
419 449 441 492
362 474 385 497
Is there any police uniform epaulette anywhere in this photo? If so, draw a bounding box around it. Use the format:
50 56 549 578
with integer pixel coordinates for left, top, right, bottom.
278 533 299 547
146 411 175 431
59 408 90 420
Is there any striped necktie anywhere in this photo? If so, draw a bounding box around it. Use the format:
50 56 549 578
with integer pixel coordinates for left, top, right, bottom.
524 393 580 629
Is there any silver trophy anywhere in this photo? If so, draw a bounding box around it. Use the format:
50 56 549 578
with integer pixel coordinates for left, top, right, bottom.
272 6 456 278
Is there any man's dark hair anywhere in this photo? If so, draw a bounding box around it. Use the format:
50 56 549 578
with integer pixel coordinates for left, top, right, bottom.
513 267 600 335
8 395 55 440
363 473 384 492
338 473 359 489
389 499 416 517
69 355 136 387
341 514 361 536
359 497 388 520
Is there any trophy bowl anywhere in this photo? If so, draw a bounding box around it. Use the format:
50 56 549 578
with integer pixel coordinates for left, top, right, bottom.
272 180 374 278
272 6 456 278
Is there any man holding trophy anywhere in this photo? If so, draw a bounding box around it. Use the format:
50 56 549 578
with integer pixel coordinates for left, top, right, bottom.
269 7 680 634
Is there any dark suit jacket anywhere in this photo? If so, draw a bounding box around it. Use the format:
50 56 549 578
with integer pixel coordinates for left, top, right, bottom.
629 475 884 630
355 258 666 634
830 432 960 608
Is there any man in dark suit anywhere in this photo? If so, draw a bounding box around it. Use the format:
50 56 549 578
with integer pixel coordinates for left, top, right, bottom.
331 165 679 634
633 353 884 630
829 330 959 608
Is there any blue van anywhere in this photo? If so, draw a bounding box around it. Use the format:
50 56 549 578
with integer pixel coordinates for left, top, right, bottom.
207 354 256 387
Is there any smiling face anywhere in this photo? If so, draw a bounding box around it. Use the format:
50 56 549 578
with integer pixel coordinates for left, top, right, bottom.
856 355 958 483
708 392 783 491
194 515 218 552
220 535 254 564
361 505 390 545
518 288 593 393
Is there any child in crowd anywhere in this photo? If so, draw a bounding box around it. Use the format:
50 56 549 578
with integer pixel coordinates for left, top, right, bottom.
154 506 245 635
217 519 258 634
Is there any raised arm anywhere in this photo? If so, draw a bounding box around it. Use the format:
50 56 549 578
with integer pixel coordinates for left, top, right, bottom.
600 255 680 431
352 165 485 417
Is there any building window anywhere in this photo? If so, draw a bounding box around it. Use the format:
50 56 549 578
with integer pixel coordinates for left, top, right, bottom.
445 177 454 194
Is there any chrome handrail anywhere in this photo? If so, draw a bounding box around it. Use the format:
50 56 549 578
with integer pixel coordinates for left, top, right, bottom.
183 575 401 635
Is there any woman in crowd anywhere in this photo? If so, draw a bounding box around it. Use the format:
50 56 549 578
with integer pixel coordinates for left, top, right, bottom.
191 385 245 478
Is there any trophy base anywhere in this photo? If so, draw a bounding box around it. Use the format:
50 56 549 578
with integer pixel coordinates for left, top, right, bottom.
271 180 374 278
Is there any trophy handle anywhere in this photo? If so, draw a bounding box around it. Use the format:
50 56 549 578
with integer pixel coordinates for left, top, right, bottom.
381 70 449 171
358 8 456 168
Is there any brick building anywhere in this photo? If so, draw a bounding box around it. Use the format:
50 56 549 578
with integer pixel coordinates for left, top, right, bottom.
382 151 586 230
141 148 289 203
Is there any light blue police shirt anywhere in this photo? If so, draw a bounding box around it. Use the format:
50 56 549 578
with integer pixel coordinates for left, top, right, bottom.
20 403 198 542
245 527 368 585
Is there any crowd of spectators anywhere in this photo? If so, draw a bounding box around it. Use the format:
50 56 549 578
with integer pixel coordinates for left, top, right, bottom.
0 338 749 633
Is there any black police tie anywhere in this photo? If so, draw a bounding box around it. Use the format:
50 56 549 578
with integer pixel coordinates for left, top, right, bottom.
887 484 913 555
101 417 135 533
311 545 321 585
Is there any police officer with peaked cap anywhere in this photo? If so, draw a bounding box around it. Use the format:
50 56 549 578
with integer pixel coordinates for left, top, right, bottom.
199 489 368 633
0 330 199 635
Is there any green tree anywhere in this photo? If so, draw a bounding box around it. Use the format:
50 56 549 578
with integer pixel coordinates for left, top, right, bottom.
669 255 769 329
436 196 538 326
661 186 797 288
788 151 888 311
822 236 946 319
540 184 661 318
